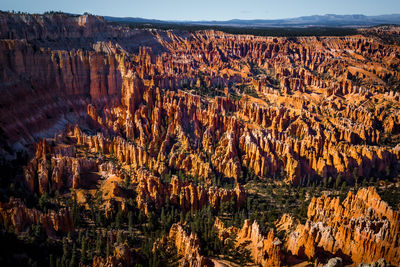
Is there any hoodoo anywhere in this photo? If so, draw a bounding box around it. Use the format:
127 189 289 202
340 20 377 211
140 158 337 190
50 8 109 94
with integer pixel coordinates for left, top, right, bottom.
0 10 399 267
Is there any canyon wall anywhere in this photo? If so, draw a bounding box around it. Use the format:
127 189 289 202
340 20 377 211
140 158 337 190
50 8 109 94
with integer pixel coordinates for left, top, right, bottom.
0 12 400 266
153 223 210 267
214 218 283 266
280 187 400 265
1 13 400 186
0 197 74 236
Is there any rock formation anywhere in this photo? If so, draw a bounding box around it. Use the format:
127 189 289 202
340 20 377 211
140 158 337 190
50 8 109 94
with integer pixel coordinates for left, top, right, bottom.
93 243 137 267
0 197 74 235
214 218 283 266
24 137 99 195
154 223 210 267
281 187 400 266
1 11 400 267
2 13 400 186
135 169 246 215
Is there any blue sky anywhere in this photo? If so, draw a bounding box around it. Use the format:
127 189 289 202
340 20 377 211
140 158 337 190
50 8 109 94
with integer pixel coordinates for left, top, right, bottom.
1 0 399 21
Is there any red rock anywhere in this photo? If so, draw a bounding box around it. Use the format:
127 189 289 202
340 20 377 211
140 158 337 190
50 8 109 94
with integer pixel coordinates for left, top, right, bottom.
214 218 283 266
154 223 209 267
283 187 400 265
0 197 73 235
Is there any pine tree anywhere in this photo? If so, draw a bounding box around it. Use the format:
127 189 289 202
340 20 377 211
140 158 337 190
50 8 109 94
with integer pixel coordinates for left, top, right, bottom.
106 237 111 257
96 234 102 255
80 237 86 263
115 208 123 228
341 181 347 192
385 166 390 177
78 230 82 245
70 243 76 267
322 177 328 188
117 231 122 244
49 254 54 267
96 211 102 226
125 174 130 188
353 167 359 186
128 211 134 232
72 194 80 227
160 207 167 232
328 176 333 187
61 238 69 264
335 174 342 189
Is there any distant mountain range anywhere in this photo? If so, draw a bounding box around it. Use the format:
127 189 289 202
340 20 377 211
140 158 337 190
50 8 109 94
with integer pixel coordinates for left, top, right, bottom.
104 14 400 28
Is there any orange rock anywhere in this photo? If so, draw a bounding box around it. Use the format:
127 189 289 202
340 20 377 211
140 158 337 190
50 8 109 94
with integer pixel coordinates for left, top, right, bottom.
283 187 400 265
154 223 210 267
135 169 246 215
0 197 73 235
215 218 283 266
93 243 136 267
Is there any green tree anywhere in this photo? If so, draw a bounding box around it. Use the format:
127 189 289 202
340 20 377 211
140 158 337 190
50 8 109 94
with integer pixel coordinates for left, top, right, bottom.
70 243 76 267
49 254 55 267
335 174 342 189
117 231 122 244
385 166 390 177
128 211 134 234
106 238 112 257
353 167 359 186
124 174 131 188
115 208 123 228
328 176 333 187
341 181 347 191
96 234 102 255
61 237 69 264
71 193 80 227
323 177 328 188
80 237 87 263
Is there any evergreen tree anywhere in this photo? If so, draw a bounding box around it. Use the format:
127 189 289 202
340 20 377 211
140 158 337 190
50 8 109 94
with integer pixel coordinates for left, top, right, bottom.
117 231 122 244
335 174 342 189
106 237 111 257
115 208 123 228
322 177 328 187
71 193 80 227
96 234 102 255
353 167 359 186
125 174 130 188
61 238 69 264
49 254 54 267
70 243 76 267
128 211 134 233
80 237 86 263
96 211 102 226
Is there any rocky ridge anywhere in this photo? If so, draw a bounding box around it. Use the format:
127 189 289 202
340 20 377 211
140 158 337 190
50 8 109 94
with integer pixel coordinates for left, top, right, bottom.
279 187 400 266
0 11 400 267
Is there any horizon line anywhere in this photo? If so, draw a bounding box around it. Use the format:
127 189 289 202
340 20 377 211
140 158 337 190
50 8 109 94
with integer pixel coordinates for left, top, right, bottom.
2 9 400 22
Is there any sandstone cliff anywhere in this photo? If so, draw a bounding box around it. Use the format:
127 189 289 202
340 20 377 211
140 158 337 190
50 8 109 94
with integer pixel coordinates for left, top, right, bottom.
281 187 400 265
0 197 73 236
2 12 400 187
214 217 283 266
92 243 137 267
154 223 210 267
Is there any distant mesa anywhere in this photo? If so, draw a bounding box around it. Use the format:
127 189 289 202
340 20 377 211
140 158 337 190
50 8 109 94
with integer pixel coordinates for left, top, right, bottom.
104 13 400 28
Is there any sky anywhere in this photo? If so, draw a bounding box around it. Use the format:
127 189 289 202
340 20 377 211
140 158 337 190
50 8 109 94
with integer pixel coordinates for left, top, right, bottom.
1 0 400 21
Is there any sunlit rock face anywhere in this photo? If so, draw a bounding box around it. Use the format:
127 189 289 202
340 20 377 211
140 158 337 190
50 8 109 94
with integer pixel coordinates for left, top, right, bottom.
1 11 400 267
214 217 284 266
281 187 400 266
1 12 399 186
153 223 209 267
0 197 74 236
